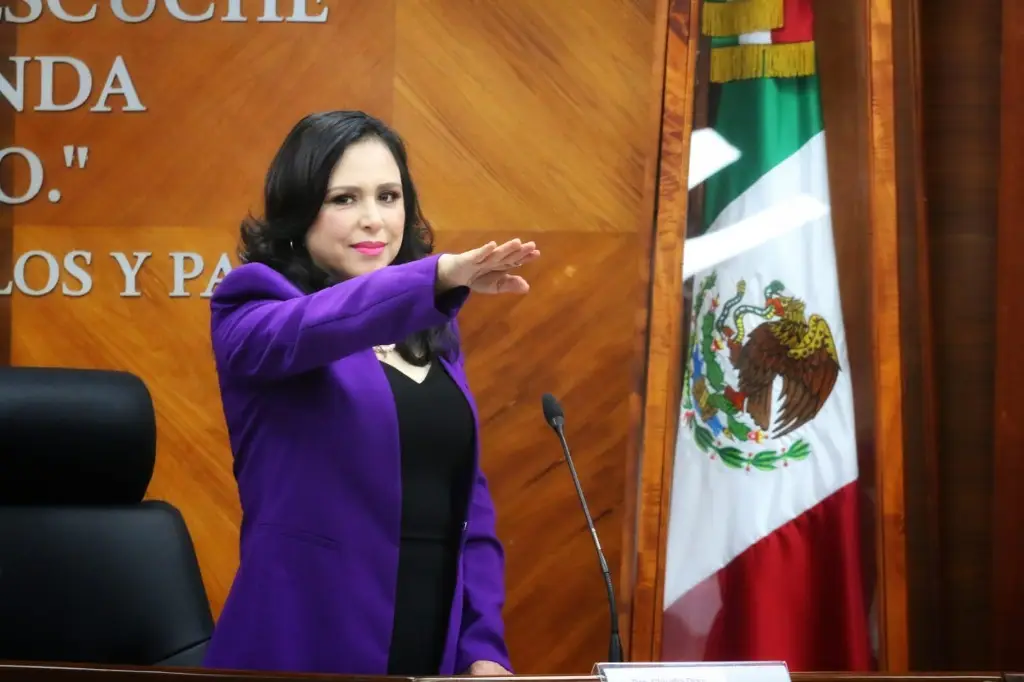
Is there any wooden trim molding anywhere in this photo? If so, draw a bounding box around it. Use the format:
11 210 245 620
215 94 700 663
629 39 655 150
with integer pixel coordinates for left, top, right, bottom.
619 0 674 656
627 0 701 661
990 0 1024 668
891 0 944 667
866 0 910 671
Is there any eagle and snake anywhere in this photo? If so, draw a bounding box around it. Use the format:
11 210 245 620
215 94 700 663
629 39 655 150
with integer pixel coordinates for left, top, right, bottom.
698 279 841 439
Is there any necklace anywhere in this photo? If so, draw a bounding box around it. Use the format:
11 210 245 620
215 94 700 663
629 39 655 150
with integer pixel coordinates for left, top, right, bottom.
373 344 396 356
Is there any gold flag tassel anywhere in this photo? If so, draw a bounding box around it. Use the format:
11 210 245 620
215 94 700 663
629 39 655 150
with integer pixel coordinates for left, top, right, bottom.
765 42 816 78
709 45 766 83
709 42 817 83
702 0 785 37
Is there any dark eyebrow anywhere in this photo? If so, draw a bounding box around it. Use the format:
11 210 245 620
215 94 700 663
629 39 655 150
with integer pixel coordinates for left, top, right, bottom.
327 182 402 194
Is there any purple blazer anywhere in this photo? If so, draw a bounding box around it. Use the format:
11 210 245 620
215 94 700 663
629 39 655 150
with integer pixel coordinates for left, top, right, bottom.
202 254 510 676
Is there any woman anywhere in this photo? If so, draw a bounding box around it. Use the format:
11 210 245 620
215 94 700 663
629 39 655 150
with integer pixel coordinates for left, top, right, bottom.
203 110 538 677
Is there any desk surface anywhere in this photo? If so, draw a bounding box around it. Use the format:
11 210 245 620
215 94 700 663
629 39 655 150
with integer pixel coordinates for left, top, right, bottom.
0 664 1011 682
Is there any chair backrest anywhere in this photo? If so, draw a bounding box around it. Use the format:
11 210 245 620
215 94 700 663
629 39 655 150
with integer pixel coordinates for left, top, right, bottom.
0 367 214 667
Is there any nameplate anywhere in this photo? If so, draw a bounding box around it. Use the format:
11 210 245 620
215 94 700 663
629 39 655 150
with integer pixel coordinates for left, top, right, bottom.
593 661 791 682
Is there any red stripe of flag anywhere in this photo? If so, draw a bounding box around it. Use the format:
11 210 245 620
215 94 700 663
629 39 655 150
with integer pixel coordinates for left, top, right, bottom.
771 0 814 44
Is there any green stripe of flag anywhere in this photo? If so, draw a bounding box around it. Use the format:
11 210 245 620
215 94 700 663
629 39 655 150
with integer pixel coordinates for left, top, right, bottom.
702 75 824 231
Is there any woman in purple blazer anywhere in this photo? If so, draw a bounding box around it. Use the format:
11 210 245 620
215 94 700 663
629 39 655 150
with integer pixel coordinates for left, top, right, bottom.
203 110 539 677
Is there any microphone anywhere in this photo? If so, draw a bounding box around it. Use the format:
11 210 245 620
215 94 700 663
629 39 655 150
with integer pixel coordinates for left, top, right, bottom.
541 393 624 663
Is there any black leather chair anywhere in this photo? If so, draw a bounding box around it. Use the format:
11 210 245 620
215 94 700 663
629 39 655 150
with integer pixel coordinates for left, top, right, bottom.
0 367 214 666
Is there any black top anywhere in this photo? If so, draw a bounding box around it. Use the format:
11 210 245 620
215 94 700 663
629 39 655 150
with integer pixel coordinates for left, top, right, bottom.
383 361 476 675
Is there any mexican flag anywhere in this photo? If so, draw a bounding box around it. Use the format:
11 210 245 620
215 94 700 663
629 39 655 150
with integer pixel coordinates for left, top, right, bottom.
660 0 873 670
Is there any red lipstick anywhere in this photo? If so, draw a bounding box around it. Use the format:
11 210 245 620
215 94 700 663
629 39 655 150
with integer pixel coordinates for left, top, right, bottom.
352 241 386 256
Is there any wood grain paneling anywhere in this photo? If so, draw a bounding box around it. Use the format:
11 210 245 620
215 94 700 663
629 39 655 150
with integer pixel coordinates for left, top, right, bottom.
814 0 883 663
13 4 394 228
436 230 640 673
627 0 698 662
917 0 1002 668
619 0 674 657
5 2 664 674
393 0 656 236
390 2 659 670
890 0 944 669
866 0 909 669
10 1 399 615
990 0 1024 667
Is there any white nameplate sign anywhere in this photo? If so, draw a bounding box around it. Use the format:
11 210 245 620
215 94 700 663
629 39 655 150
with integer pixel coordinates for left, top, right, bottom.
593 661 791 682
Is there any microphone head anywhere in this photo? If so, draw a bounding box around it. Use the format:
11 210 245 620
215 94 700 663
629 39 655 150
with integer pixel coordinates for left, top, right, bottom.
541 393 565 428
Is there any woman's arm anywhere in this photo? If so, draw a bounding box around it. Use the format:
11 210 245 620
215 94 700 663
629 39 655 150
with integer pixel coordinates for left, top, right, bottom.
210 254 468 381
457 469 513 674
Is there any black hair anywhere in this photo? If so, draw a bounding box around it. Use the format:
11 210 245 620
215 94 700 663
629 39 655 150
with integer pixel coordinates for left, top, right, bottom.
238 110 453 366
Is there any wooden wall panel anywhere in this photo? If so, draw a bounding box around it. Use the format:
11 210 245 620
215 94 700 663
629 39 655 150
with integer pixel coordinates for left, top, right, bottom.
915 0 1002 668
619 0 674 657
814 1 885 664
436 230 640 672
9 1 398 615
866 0 909 669
391 1 659 670
12 5 395 228
393 0 656 235
890 0 944 668
626 0 698 661
3 1 664 675
990 0 1024 667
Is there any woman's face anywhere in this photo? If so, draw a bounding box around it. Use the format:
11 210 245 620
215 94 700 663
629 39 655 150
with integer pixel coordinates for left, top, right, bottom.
305 137 406 279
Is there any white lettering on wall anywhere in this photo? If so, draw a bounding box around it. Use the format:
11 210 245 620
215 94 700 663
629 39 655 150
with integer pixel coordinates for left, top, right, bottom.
62 250 93 296
170 252 235 298
110 251 152 297
170 252 203 297
0 251 235 298
0 0 327 22
202 253 233 297
221 0 325 22
46 0 98 22
0 147 44 204
0 56 145 113
91 56 146 111
164 0 214 22
2 0 100 23
286 0 326 23
2 250 61 297
0 57 28 110
0 0 324 298
111 0 157 23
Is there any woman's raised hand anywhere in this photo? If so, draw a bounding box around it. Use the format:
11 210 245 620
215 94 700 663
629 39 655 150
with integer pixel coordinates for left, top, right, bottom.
437 239 539 294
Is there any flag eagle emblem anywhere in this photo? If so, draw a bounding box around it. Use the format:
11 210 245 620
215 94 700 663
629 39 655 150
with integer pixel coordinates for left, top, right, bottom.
682 269 841 472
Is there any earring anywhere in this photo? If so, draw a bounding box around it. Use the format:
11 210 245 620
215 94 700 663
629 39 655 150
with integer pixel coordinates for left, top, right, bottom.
289 240 295 250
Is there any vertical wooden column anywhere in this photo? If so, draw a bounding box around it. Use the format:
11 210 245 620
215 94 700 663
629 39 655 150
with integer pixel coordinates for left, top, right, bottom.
916 0 1001 668
867 0 910 672
626 0 701 661
891 0 945 668
990 0 1024 667
619 0 673 655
